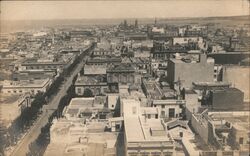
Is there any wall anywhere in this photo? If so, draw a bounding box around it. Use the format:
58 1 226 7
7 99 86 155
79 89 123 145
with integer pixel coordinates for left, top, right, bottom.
222 66 250 102
211 89 244 110
167 60 214 89
191 114 209 144
75 85 108 96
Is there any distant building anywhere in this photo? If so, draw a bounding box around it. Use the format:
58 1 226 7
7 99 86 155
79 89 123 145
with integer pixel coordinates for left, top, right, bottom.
83 64 106 75
107 63 140 85
125 32 148 40
151 41 188 60
134 19 138 29
207 52 250 65
12 69 56 81
171 36 203 46
86 57 122 66
92 49 113 56
12 54 75 72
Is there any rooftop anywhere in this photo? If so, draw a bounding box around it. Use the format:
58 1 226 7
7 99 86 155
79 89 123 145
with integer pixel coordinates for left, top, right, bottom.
1 78 51 88
75 75 107 86
107 63 135 73
124 116 172 143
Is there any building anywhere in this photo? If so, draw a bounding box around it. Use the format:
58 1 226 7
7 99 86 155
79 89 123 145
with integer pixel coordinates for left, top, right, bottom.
74 75 108 96
45 97 116 156
167 54 214 89
141 78 163 100
0 78 52 95
152 99 185 119
192 82 231 90
191 110 250 155
107 63 141 85
121 99 176 156
172 37 203 46
0 93 30 128
151 41 188 60
222 65 250 102
86 57 122 66
12 54 75 73
207 52 250 65
12 69 56 81
208 88 244 111
83 64 107 75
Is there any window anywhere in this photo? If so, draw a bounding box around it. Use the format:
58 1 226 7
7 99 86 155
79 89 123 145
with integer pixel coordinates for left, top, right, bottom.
169 108 175 118
239 137 244 144
77 88 81 94
161 111 165 118
155 114 158 119
147 114 151 119
161 105 165 109
132 106 137 115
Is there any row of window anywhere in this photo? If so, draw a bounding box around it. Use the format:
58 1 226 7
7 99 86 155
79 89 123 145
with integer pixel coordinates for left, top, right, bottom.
128 151 173 156
5 89 40 94
25 65 63 70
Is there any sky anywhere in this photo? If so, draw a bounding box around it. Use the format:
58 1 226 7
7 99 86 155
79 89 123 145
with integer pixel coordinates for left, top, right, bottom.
1 0 249 20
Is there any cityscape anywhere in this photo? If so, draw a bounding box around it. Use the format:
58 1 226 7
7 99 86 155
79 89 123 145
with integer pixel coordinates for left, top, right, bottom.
0 1 250 156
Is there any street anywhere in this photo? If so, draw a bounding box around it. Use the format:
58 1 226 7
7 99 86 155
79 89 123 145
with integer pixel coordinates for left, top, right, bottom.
10 49 91 156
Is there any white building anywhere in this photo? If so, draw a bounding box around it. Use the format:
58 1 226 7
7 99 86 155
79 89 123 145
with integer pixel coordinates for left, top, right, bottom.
0 78 52 95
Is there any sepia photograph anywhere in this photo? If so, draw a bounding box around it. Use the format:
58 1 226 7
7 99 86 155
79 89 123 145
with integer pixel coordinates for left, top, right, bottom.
0 0 249 156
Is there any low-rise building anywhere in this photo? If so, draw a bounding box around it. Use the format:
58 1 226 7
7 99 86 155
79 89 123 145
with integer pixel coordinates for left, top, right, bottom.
45 97 116 156
107 63 141 85
191 110 250 154
0 78 52 95
152 99 185 119
12 69 56 81
74 75 108 96
0 93 30 128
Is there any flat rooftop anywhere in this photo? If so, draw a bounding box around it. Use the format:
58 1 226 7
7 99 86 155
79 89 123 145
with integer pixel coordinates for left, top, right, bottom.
45 118 118 156
75 75 107 86
124 116 171 143
1 78 51 88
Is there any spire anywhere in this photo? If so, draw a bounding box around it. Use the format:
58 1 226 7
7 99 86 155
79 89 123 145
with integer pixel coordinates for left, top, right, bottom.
135 19 138 28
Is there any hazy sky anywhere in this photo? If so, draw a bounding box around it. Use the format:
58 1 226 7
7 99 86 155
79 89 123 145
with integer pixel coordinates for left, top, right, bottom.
1 0 249 20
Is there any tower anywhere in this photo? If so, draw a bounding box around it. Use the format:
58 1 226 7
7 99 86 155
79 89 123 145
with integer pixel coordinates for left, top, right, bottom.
124 20 128 29
135 19 138 28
